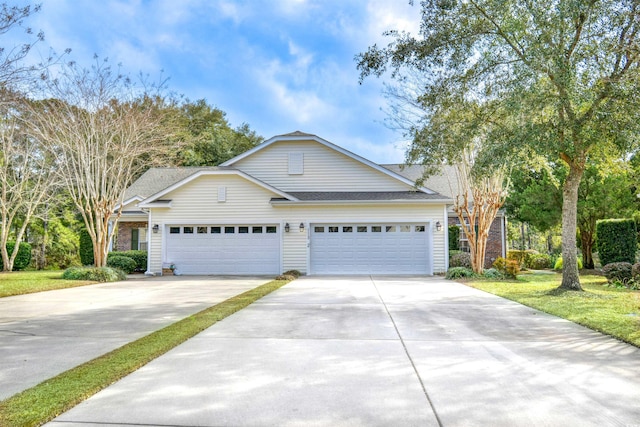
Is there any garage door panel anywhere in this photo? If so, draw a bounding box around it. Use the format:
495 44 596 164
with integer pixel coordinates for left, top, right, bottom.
166 225 279 275
310 223 430 275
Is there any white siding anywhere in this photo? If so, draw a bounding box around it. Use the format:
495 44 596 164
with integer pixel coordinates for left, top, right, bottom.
232 140 412 192
146 174 447 275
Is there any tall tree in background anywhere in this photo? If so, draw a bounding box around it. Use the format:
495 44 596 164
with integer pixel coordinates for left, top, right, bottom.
357 0 640 290
25 58 178 267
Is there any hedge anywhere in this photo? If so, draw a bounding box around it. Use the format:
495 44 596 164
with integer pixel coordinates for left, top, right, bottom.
596 219 637 266
0 242 32 270
62 266 127 282
108 250 147 271
106 255 137 274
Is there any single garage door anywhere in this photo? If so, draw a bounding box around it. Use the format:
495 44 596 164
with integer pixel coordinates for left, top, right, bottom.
165 225 280 275
310 223 430 275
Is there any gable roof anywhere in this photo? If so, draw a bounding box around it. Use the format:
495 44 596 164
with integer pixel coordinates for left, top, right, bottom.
137 168 297 208
221 131 437 195
270 191 451 205
124 167 226 201
381 164 458 199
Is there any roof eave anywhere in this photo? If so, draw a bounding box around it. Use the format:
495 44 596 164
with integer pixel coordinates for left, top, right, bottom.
270 198 453 206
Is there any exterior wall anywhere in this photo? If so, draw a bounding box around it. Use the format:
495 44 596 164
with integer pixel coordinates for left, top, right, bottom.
231 140 413 192
448 215 505 268
115 221 148 251
146 174 448 275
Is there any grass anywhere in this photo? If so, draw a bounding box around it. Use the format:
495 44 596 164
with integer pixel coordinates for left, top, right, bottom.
463 272 640 347
0 270 96 298
0 278 291 427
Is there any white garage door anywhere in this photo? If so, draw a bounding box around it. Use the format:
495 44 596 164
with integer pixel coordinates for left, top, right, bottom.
166 225 280 275
310 223 431 275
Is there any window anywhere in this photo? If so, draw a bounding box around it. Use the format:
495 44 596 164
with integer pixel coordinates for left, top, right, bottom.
266 226 277 233
415 225 426 232
357 226 368 232
328 226 339 233
184 226 194 234
170 227 180 234
225 226 235 234
239 226 249 234
371 226 382 233
211 226 221 234
343 226 353 232
252 226 263 233
197 227 208 234
400 225 411 232
385 226 396 232
314 226 325 233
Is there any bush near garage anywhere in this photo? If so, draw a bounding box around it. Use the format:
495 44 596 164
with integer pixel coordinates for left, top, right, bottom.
596 218 637 266
493 257 520 279
109 250 147 271
445 266 475 279
553 256 583 271
449 251 472 268
283 270 301 278
602 262 634 286
62 266 127 282
0 242 32 271
106 255 137 274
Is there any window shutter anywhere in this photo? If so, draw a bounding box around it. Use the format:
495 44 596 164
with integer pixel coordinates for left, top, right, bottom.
131 229 139 250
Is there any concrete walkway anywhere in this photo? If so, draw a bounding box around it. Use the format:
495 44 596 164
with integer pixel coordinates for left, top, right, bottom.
46 276 640 426
0 276 270 400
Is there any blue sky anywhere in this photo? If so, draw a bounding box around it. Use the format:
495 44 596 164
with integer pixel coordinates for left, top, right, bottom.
17 0 422 163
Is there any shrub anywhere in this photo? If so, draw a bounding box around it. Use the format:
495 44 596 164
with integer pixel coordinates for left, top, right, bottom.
110 250 147 271
527 253 552 270
79 229 94 266
493 257 520 279
482 268 503 279
62 266 127 282
632 263 640 281
275 274 296 281
553 256 583 271
0 242 32 270
445 267 475 279
602 262 633 285
507 249 539 268
596 219 637 266
448 225 460 251
283 270 301 278
106 255 137 274
449 252 472 268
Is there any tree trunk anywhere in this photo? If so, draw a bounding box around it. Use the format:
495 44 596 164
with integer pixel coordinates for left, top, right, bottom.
559 163 584 291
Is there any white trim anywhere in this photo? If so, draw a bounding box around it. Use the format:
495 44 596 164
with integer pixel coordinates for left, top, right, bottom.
221 133 436 194
145 210 154 275
443 204 449 271
114 195 144 212
270 198 453 206
138 170 298 207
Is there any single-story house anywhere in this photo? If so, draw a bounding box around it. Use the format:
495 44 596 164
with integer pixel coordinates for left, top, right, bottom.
382 164 507 268
115 131 454 275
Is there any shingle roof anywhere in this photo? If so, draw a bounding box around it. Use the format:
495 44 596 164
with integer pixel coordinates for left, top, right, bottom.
380 164 459 199
272 191 449 202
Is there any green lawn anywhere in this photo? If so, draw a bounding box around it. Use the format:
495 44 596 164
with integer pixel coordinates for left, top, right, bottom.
0 278 291 427
463 272 640 347
0 270 96 298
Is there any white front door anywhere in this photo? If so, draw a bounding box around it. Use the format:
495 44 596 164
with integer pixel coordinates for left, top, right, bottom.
165 225 280 275
310 223 431 275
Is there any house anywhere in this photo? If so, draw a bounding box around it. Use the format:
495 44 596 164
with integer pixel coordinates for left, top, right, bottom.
116 132 453 275
382 164 507 268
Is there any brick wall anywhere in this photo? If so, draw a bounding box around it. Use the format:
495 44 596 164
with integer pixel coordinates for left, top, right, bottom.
448 215 505 268
116 222 148 251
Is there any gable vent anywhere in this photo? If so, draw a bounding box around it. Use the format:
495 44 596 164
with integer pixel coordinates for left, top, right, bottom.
288 152 304 175
218 186 226 202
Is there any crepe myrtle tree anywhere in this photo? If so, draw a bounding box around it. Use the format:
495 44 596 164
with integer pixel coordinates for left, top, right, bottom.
357 0 640 290
25 57 178 267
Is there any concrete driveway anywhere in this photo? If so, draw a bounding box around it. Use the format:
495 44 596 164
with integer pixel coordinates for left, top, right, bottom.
46 276 640 426
0 275 271 400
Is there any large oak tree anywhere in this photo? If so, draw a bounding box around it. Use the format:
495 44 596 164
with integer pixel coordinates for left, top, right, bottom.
357 0 640 290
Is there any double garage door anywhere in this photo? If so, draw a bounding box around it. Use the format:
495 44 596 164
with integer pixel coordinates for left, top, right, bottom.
310 223 430 275
166 224 280 275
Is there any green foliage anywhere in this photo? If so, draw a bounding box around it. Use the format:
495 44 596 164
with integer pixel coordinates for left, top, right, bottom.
492 257 520 279
283 270 301 278
632 263 640 281
0 242 32 271
111 250 147 271
553 256 583 271
275 274 297 281
602 262 634 285
445 267 475 279
527 254 553 270
596 219 637 266
507 249 538 267
79 229 94 266
106 255 137 274
449 251 471 268
448 225 460 251
62 266 126 282
482 268 503 279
